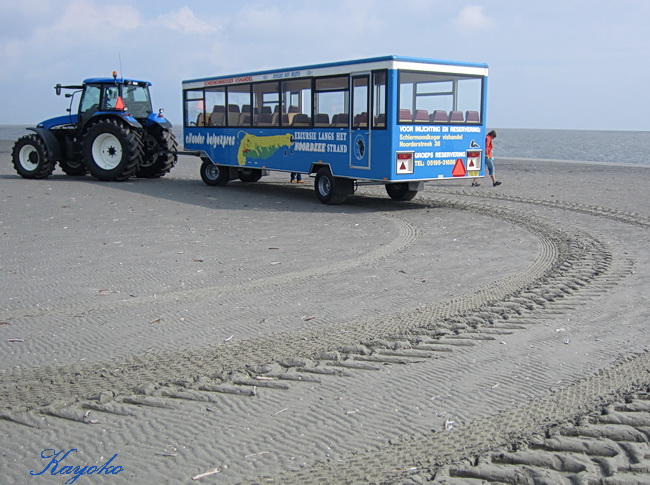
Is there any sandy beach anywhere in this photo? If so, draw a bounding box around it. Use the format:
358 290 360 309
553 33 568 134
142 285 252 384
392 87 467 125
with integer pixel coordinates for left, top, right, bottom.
1 137 649 484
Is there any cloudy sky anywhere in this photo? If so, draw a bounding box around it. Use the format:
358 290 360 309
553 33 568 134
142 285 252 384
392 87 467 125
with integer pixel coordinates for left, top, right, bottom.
1 0 648 131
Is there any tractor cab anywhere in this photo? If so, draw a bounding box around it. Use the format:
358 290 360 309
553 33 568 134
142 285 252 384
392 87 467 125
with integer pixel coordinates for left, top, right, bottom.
77 73 154 130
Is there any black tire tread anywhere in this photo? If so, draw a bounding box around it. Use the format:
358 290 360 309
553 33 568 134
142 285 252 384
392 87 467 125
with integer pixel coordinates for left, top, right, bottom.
82 119 143 181
11 134 56 179
136 127 178 178
238 168 263 183
200 159 230 186
386 182 418 201
59 159 88 176
315 168 348 205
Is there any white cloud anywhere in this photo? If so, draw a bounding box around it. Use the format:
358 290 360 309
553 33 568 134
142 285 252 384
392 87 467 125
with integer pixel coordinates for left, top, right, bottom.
46 0 142 39
453 5 494 32
155 6 218 35
399 0 440 12
0 0 142 63
0 0 148 84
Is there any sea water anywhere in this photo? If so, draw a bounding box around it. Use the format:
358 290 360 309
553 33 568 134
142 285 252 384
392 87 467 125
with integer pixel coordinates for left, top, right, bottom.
1 125 648 167
496 128 650 167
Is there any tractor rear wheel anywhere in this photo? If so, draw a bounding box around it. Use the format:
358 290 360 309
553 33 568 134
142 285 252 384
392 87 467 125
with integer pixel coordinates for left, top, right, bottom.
11 134 55 179
82 119 143 181
136 127 178 178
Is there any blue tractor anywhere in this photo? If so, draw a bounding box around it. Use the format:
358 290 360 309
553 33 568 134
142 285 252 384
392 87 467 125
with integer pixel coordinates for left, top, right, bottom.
12 72 177 181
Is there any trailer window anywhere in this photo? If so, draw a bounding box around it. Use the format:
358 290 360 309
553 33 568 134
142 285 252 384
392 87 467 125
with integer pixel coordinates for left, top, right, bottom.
372 71 387 129
253 82 279 126
227 84 252 127
205 87 226 126
184 89 205 126
398 71 483 124
281 79 312 127
352 76 369 128
313 76 348 128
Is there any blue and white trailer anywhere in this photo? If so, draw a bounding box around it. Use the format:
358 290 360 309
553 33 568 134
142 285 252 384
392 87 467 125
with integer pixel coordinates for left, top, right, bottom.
182 55 488 204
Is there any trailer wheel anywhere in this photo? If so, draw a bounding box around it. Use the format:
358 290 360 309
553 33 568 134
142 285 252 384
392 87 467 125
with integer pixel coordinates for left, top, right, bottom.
314 168 349 205
136 127 178 178
82 119 142 181
201 159 230 186
11 134 56 179
59 159 88 176
386 183 418 201
238 168 263 182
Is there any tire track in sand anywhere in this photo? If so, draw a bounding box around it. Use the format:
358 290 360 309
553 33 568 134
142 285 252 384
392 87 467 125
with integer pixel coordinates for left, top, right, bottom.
0 198 575 412
0 212 420 321
1 193 641 485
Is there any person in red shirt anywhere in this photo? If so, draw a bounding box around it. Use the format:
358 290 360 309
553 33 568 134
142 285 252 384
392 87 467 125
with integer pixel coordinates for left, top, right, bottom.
472 130 501 187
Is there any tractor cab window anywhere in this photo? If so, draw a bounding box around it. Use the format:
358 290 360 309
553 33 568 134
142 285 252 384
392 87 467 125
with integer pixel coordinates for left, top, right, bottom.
79 85 101 119
102 86 119 109
122 84 152 118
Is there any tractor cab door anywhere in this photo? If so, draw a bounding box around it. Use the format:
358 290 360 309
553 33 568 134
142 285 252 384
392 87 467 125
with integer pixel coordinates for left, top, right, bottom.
102 85 120 110
78 84 102 129
121 83 153 119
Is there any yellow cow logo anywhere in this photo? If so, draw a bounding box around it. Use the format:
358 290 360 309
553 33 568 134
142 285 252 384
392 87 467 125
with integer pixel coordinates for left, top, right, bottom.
237 133 294 166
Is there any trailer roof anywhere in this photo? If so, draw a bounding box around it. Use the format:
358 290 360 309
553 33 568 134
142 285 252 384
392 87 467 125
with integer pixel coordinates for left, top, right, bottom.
182 55 488 87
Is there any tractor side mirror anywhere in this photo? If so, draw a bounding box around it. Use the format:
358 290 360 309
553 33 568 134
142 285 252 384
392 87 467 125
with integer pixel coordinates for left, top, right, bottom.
55 84 62 96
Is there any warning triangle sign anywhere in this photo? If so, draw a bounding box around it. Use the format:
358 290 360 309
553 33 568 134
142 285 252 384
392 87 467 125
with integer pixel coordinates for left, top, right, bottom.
468 159 475 168
400 162 406 171
115 96 125 110
452 158 466 177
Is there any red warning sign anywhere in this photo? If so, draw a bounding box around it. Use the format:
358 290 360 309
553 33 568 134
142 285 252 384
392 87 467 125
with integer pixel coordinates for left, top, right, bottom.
452 158 466 177
396 152 414 174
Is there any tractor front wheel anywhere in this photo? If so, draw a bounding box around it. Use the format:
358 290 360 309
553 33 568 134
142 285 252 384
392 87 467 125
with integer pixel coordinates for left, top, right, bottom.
11 134 55 179
82 119 143 181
